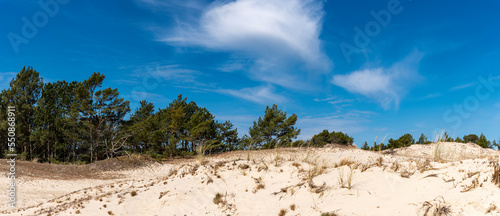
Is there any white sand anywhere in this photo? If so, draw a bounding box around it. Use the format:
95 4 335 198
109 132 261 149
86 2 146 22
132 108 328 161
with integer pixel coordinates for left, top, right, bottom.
1 142 499 216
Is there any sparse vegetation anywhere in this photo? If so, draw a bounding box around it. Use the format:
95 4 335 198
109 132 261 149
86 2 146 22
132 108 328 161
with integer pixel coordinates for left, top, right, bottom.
290 204 296 211
130 191 137 197
492 162 499 187
338 166 354 190
320 212 338 216
253 183 265 193
213 192 226 205
419 197 451 216
336 158 355 168
278 208 287 216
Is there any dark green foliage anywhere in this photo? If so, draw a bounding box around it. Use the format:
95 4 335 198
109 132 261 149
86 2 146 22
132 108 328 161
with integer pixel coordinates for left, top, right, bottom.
310 130 353 147
9 66 44 160
441 132 454 142
361 141 369 150
463 134 479 143
477 133 491 148
370 142 387 151
0 66 241 163
248 104 300 149
387 134 414 149
454 137 464 143
418 133 428 144
493 140 499 150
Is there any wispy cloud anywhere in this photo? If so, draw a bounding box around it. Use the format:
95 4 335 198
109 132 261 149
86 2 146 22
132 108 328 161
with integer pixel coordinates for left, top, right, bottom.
332 51 423 110
297 110 374 140
141 0 331 89
449 82 476 91
216 85 286 105
420 92 442 100
124 64 208 87
0 72 16 90
314 96 355 108
130 91 170 103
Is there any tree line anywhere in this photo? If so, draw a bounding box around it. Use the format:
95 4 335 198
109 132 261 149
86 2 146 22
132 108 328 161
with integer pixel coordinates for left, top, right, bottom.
1 66 495 163
360 132 500 151
0 66 303 163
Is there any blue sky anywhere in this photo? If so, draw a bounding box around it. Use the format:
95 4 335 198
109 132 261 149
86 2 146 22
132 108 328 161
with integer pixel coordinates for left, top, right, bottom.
1 0 500 147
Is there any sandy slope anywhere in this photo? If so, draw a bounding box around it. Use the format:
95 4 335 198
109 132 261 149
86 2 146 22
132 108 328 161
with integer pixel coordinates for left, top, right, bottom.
1 142 499 216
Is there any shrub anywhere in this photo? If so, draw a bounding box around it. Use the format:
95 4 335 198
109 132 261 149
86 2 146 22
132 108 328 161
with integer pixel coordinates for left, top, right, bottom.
311 130 353 146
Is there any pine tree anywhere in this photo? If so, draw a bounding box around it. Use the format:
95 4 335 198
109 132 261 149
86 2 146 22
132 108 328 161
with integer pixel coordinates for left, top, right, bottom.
9 66 43 160
418 133 427 144
361 141 369 150
477 133 490 148
249 104 300 149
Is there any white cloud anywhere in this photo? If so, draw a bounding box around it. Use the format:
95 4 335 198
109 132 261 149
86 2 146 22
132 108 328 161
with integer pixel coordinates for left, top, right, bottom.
332 52 423 109
144 0 330 88
216 85 286 105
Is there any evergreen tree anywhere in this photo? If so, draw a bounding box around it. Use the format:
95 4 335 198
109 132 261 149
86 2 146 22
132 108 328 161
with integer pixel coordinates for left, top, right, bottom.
493 140 499 150
9 66 43 160
418 133 427 144
477 133 490 148
361 141 369 150
463 134 479 143
249 104 300 149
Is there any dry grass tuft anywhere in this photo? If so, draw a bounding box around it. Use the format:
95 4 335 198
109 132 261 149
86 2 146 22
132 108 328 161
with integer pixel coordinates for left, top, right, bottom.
486 203 498 214
308 181 328 194
376 156 383 167
492 162 500 187
391 160 400 172
278 208 287 216
336 158 355 168
213 192 226 205
253 183 265 193
320 212 338 216
292 162 301 168
360 163 371 172
419 196 451 216
306 165 327 181
418 159 433 173
400 170 415 178
238 164 250 170
338 166 354 190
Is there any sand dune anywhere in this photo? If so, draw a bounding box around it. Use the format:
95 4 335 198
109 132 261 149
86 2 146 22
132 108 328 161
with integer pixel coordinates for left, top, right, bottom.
1 142 499 216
